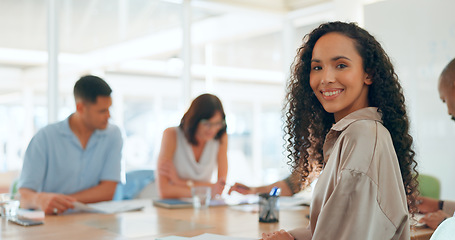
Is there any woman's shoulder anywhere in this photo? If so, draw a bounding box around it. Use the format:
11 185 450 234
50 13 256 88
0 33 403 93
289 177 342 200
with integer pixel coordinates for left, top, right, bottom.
342 119 380 141
338 120 395 170
162 127 179 141
339 119 393 155
345 120 392 145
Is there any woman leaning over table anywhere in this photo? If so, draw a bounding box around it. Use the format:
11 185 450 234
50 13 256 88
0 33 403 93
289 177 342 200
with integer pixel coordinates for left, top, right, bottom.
157 93 228 199
262 21 419 240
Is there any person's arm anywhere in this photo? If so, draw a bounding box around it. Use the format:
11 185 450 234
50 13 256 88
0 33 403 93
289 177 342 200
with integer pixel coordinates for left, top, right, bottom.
20 181 117 212
419 210 450 230
213 133 228 195
68 180 118 203
229 171 302 196
18 130 77 214
157 128 193 198
228 180 293 196
417 196 455 216
417 196 440 213
261 225 312 240
19 188 76 215
262 229 296 240
82 125 123 203
442 200 455 216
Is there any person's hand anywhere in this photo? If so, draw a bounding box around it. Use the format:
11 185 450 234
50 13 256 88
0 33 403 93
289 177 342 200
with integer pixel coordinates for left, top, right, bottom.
212 179 226 197
36 192 76 215
262 229 294 240
228 182 253 195
417 196 440 214
158 161 185 186
419 210 450 230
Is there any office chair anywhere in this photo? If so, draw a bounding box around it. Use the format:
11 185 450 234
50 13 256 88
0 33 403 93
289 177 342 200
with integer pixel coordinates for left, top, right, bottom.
113 169 155 200
418 174 441 199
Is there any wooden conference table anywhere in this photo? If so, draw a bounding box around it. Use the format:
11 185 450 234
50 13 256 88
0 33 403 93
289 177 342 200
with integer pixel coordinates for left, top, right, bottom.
0 200 433 240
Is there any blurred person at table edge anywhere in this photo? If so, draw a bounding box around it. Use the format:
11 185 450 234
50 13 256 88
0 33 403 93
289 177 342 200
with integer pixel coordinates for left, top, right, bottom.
418 58 455 230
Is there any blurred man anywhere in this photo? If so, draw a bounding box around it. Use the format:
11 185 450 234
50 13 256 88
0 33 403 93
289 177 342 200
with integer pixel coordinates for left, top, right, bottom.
18 75 123 215
418 58 455 229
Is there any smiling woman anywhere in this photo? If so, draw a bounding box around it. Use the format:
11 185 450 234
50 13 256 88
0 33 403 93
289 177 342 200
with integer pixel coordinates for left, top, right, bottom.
262 21 419 240
309 32 372 122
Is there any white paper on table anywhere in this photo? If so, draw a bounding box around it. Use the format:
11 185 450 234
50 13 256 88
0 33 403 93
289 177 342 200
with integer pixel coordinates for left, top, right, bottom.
229 204 259 213
190 233 256 240
16 209 45 220
410 213 426 228
72 199 146 214
155 236 190 240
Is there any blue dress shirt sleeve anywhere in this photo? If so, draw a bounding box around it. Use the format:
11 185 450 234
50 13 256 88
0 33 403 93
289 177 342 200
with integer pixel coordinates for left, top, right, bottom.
18 128 49 192
99 125 123 182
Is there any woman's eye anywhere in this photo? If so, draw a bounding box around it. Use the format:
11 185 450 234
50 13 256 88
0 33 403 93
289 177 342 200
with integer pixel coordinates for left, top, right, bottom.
312 66 322 71
337 64 347 69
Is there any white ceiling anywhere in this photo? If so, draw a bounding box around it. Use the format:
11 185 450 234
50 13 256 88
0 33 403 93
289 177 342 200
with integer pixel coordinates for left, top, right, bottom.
0 0 330 64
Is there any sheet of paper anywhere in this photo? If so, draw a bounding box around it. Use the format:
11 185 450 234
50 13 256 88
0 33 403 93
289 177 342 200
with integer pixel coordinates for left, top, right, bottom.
17 209 45 220
222 193 259 205
229 204 259 213
73 201 97 212
180 197 228 207
156 233 256 240
410 213 426 228
190 233 256 240
155 236 189 240
73 199 147 214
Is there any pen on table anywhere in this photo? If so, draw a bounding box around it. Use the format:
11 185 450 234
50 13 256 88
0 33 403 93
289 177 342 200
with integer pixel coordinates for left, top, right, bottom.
270 187 281 196
268 187 281 221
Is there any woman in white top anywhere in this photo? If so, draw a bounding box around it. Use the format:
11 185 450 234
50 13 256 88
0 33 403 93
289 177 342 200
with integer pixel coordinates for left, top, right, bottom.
262 22 419 240
157 94 228 199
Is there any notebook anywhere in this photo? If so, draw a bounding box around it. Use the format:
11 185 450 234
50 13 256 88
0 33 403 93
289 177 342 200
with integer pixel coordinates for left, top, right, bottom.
153 198 227 209
153 199 193 209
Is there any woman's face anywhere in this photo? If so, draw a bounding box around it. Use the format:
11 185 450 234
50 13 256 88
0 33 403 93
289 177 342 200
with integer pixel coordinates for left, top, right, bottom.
196 111 224 142
438 76 455 122
309 32 372 122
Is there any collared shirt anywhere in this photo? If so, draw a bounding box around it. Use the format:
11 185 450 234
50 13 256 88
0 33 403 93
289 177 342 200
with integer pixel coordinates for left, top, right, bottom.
308 107 410 240
18 115 123 195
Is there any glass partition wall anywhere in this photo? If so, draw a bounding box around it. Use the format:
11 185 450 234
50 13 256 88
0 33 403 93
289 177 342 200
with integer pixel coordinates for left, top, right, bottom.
0 0 343 190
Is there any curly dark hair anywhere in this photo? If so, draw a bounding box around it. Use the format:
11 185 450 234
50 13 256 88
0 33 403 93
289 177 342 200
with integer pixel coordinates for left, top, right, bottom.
285 21 419 213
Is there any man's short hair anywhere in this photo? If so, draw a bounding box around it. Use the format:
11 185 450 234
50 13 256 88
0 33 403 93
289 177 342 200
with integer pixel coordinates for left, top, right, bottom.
73 75 112 103
440 58 455 87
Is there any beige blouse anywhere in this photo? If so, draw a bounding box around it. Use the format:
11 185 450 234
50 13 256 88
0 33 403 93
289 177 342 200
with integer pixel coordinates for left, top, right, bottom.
291 107 410 240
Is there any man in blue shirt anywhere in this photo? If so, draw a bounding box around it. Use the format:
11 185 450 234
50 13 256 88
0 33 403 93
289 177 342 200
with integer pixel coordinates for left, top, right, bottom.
18 75 123 215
